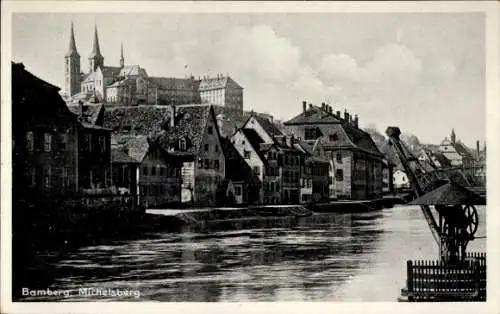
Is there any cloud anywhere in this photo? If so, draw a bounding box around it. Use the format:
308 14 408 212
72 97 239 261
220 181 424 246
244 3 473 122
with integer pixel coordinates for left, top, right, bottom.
318 43 422 88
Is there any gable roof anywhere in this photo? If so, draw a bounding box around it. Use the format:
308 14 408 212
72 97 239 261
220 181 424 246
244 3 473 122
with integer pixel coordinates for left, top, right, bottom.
119 65 148 78
158 104 214 154
454 141 474 160
67 103 103 125
102 66 122 78
112 147 140 164
341 121 383 157
250 114 285 137
432 152 452 168
220 137 257 182
284 105 342 125
198 76 242 91
240 128 268 163
122 136 150 162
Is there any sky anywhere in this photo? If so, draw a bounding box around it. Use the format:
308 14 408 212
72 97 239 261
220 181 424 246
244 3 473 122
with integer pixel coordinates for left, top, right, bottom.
11 12 485 147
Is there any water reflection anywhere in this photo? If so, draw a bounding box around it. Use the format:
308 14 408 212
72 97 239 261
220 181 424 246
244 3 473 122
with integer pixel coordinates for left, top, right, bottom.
17 206 486 302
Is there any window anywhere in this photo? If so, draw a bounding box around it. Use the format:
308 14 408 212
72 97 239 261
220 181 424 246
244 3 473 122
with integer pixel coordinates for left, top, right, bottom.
253 166 260 175
179 138 186 151
143 166 148 176
204 159 210 169
85 134 92 152
62 167 68 188
151 166 156 176
235 186 242 196
215 145 219 152
99 136 106 152
329 133 339 141
44 166 51 189
242 140 246 145
336 169 344 182
198 158 203 169
204 144 209 152
160 166 165 176
60 133 68 150
214 160 220 170
44 133 52 152
305 128 317 140
26 132 34 151
208 126 213 134
336 153 342 163
30 167 36 187
244 150 251 159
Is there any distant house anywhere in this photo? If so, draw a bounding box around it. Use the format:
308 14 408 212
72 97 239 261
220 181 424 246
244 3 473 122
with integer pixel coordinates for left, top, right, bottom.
220 137 260 205
159 104 226 207
112 135 184 208
111 146 139 197
393 169 410 191
284 101 385 200
198 75 243 116
294 141 330 203
230 114 305 204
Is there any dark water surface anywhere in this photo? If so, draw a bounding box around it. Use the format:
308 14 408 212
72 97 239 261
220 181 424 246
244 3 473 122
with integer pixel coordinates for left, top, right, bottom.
20 205 486 302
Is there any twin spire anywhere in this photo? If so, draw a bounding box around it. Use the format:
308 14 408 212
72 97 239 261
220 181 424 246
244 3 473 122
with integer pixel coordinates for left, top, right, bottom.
65 21 79 58
66 21 124 69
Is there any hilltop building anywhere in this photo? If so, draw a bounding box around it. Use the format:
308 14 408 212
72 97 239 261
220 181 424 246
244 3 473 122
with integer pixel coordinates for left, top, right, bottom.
64 23 243 115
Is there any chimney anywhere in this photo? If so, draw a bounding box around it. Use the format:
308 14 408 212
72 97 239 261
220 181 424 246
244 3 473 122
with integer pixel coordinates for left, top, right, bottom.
309 103 313 110
328 106 333 114
476 140 480 156
344 110 350 122
170 105 176 127
321 102 326 111
354 114 359 128
302 101 307 113
336 110 341 118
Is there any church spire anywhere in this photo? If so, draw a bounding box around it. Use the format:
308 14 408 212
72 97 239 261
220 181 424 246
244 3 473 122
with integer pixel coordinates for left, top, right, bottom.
65 21 79 57
88 23 104 72
120 43 124 68
90 24 102 58
451 128 456 144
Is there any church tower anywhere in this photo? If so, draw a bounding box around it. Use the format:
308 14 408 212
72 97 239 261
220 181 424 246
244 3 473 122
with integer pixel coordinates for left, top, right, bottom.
64 22 81 96
88 24 104 72
120 43 125 68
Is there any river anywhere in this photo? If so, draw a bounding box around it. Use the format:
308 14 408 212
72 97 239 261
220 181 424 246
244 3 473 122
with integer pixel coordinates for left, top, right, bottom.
18 205 486 302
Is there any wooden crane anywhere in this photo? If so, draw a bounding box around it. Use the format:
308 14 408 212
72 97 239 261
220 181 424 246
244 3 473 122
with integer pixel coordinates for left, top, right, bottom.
385 127 481 264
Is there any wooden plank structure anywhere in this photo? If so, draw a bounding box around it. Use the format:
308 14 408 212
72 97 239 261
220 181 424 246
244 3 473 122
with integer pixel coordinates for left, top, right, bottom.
399 252 486 302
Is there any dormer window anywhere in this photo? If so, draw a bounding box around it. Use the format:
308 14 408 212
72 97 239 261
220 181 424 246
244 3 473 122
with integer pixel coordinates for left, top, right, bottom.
329 133 339 141
179 138 187 151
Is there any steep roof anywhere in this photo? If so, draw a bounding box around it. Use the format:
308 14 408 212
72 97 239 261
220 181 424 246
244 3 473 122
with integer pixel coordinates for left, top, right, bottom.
240 128 267 163
220 137 257 182
107 77 136 88
158 105 214 154
148 77 196 90
12 62 78 130
102 66 122 78
198 76 243 91
284 105 342 125
454 141 474 160
67 103 103 125
341 122 383 157
111 147 140 164
433 152 452 168
119 65 148 78
122 136 150 162
103 105 171 136
251 114 285 137
65 22 79 58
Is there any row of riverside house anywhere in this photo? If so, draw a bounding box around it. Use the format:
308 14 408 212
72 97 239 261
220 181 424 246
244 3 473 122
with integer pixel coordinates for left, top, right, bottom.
13 63 388 214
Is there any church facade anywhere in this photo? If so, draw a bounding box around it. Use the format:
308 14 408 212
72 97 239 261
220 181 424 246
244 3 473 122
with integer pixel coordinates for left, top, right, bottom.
64 23 244 114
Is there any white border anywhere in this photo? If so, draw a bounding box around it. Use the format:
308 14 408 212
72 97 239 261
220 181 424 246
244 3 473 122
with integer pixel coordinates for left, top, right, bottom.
1 1 499 314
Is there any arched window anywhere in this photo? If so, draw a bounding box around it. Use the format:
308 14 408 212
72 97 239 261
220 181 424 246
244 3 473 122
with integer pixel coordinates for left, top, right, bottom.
179 138 187 151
